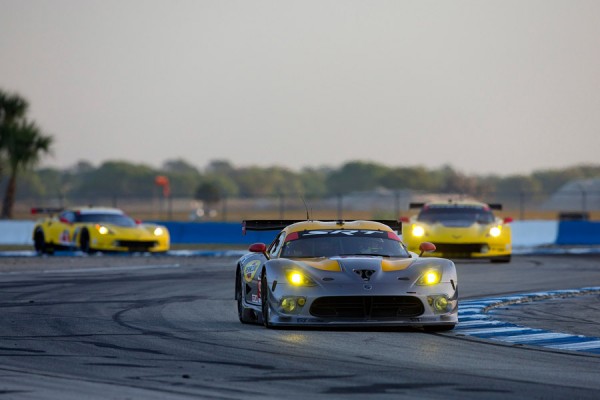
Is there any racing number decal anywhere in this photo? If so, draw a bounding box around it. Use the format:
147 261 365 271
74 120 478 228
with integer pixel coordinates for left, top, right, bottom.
243 260 261 283
59 229 71 244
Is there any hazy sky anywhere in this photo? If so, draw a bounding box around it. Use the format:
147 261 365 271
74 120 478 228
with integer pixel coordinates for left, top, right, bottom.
1 1 599 176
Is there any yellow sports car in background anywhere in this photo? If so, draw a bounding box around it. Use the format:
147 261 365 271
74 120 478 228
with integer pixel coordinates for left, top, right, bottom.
401 200 512 263
32 207 170 254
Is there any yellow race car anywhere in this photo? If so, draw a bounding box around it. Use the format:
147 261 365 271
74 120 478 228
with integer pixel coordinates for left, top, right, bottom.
32 207 170 254
401 200 512 263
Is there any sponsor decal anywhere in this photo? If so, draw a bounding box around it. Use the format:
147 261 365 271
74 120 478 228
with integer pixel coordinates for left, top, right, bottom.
363 284 373 290
243 260 261 283
303 230 382 237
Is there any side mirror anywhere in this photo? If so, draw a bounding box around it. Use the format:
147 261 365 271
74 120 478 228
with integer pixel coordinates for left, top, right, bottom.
503 217 513 224
249 243 267 253
419 242 436 257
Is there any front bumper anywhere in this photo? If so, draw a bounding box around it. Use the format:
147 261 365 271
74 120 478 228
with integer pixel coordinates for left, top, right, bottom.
263 282 458 327
91 236 170 252
406 241 511 259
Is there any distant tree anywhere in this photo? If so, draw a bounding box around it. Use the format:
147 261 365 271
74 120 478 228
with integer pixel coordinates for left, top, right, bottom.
205 159 235 174
73 160 157 199
325 161 388 195
195 180 222 204
69 160 95 174
1 119 53 218
299 166 329 197
162 158 200 174
0 89 29 181
159 159 202 197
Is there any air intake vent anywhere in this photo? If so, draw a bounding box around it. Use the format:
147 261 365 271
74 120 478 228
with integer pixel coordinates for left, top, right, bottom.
310 296 424 319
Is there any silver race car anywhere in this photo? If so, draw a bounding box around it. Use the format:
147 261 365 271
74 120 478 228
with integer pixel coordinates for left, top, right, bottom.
235 219 458 331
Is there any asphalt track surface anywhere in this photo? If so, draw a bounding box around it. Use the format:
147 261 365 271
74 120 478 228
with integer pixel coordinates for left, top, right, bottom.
0 254 599 399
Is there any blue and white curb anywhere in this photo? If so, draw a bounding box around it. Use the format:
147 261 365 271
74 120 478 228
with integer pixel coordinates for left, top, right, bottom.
455 288 600 354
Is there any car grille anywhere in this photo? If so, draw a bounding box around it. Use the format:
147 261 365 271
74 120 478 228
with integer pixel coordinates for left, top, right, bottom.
310 296 424 319
114 240 158 252
433 243 485 255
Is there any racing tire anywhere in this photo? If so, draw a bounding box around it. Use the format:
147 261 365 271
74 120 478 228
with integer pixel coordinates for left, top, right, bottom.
490 256 511 263
33 230 53 255
79 230 94 254
261 272 273 329
236 268 255 324
423 324 456 332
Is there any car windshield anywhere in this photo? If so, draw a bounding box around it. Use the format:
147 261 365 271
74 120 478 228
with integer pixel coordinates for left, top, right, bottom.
280 230 409 258
75 213 137 227
417 207 495 224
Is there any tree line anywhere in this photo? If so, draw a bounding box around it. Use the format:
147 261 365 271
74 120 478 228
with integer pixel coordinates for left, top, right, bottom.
11 158 600 206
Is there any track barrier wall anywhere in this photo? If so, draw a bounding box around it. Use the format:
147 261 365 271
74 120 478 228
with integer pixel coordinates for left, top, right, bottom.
1 220 599 247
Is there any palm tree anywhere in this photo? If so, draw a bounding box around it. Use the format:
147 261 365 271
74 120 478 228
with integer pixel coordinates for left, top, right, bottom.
0 90 30 181
1 119 53 218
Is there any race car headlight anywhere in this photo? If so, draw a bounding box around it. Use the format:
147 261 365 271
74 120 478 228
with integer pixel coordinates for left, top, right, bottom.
489 226 501 237
153 227 164 236
427 295 453 313
95 224 111 235
280 296 307 313
417 270 441 285
286 271 316 286
412 225 425 237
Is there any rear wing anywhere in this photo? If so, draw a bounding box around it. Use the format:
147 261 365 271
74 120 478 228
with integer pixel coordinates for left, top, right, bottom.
242 219 402 235
410 202 503 211
31 207 64 215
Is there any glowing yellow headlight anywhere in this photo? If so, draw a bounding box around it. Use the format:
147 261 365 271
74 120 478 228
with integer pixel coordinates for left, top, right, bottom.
489 226 501 237
289 272 303 285
97 225 109 235
281 298 296 312
153 227 164 236
412 225 425 237
286 271 315 286
418 270 441 285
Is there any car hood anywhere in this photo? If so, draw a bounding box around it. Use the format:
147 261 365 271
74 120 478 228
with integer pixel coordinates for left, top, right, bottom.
101 224 157 238
296 256 417 273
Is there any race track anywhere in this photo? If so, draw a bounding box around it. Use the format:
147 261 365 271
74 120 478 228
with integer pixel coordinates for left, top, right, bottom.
0 254 599 399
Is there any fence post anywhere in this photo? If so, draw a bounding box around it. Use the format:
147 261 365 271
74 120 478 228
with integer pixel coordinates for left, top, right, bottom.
519 190 525 220
221 197 227 221
279 193 285 219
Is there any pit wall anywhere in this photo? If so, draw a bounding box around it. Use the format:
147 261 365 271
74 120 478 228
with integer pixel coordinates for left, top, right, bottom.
1 220 599 247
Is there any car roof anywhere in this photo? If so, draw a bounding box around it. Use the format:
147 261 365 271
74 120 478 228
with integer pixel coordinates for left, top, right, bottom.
283 220 395 235
69 207 125 215
424 200 490 209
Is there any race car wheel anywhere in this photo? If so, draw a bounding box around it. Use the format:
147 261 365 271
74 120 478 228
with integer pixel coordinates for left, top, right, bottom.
79 230 94 254
236 268 254 324
261 272 273 329
490 256 511 263
34 230 53 255
424 324 456 332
